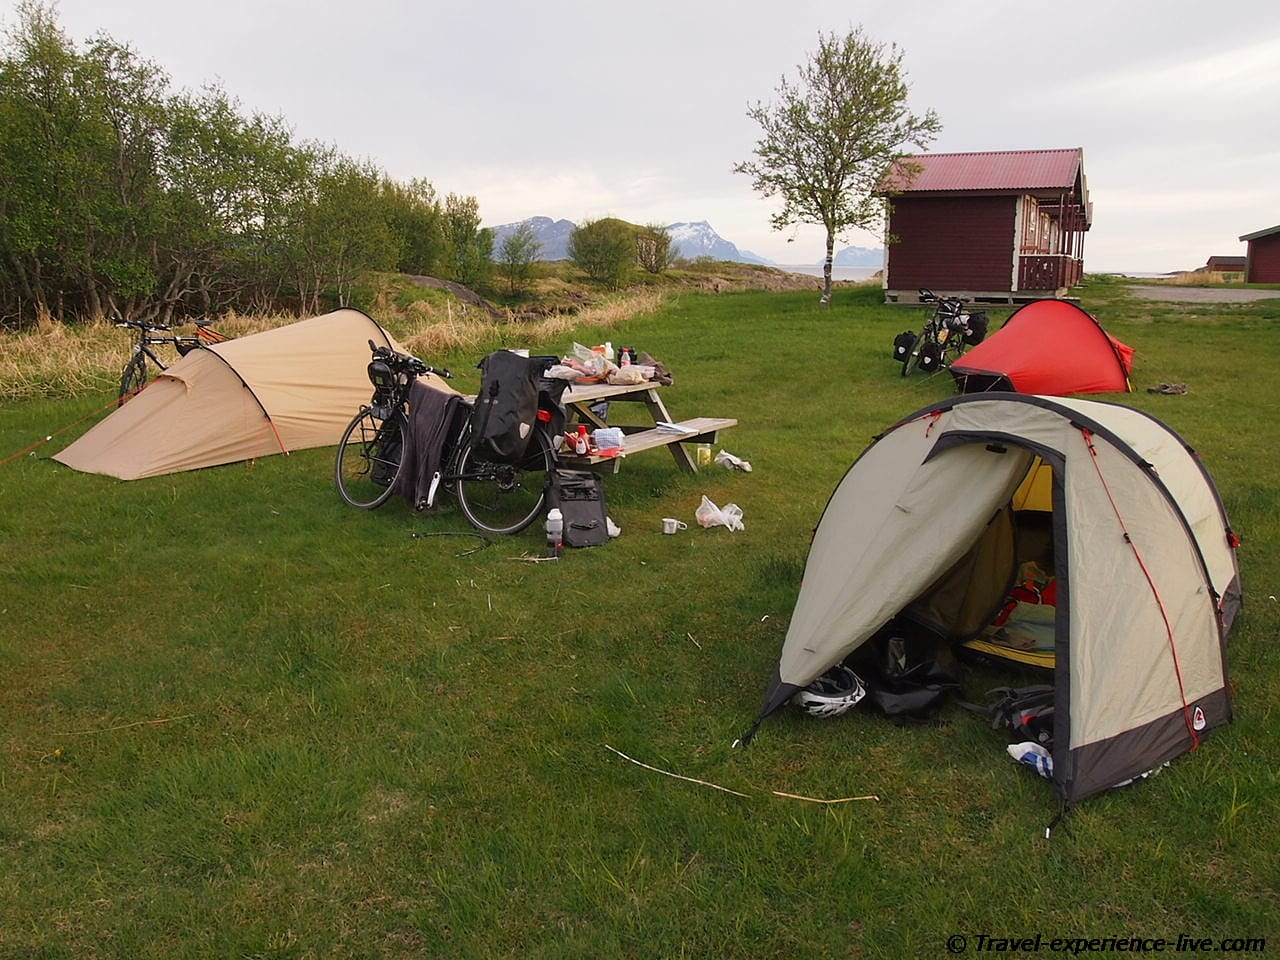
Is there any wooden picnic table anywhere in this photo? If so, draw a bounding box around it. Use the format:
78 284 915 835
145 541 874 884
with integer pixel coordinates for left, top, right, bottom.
558 379 737 474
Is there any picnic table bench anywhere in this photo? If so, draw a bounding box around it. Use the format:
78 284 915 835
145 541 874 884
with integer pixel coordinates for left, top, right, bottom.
557 379 737 474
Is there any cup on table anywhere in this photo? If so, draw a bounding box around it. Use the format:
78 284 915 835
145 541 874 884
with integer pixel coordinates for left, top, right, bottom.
662 518 688 535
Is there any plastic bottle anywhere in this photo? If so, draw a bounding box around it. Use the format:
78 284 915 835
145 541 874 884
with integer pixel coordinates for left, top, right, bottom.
575 424 589 454
545 508 563 559
620 348 631 367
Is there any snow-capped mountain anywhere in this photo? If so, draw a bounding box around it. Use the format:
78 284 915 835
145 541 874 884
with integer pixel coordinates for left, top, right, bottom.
488 216 577 261
833 245 885 268
485 215 881 269
664 221 770 265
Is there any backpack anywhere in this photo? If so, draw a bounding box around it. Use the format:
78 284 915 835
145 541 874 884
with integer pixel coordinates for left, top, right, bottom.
550 468 609 548
470 351 548 464
960 685 1056 747
846 631 960 724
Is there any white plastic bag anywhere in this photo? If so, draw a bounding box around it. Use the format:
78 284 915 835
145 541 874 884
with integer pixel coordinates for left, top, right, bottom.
1007 741 1053 779
715 449 752 472
695 495 744 531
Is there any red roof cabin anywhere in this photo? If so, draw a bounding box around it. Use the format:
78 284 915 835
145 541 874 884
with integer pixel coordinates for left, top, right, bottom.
1239 225 1280 283
1204 255 1246 275
878 148 1091 304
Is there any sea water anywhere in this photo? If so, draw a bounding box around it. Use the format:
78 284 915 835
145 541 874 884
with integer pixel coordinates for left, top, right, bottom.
774 265 880 281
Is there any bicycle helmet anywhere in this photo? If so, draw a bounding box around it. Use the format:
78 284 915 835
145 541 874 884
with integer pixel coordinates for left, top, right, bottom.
791 665 867 718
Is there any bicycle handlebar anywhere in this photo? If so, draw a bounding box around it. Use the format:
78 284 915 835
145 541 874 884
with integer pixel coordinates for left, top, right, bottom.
918 288 970 309
115 319 173 333
366 340 451 379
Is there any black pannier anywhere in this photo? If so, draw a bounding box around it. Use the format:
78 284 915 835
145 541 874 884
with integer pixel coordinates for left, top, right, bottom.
892 330 917 360
550 468 609 548
370 424 403 487
470 351 550 464
963 311 989 346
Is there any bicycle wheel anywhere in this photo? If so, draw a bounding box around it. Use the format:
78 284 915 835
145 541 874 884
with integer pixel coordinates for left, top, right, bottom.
118 354 149 405
454 427 553 535
943 331 967 367
901 326 930 377
334 409 406 509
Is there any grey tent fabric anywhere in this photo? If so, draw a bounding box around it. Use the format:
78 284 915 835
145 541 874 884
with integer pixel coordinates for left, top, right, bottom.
754 393 1240 805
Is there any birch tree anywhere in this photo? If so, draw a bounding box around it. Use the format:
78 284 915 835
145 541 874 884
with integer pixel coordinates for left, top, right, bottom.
735 27 940 306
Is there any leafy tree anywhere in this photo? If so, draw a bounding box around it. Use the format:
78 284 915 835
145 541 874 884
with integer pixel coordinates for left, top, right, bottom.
734 26 940 305
568 217 634 288
442 193 493 290
384 177 444 277
0 1 94 320
635 223 674 275
498 222 540 297
74 31 172 320
0 3 306 321
0 2 455 323
154 87 301 319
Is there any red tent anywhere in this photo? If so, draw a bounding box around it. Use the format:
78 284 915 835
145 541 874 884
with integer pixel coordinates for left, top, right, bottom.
950 300 1134 395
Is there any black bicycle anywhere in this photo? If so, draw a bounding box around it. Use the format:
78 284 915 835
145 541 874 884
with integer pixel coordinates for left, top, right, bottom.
897 288 988 377
116 317 229 404
334 342 558 535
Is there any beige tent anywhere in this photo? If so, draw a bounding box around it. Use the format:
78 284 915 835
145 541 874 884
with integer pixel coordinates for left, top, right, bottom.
55 309 432 480
747 394 1240 804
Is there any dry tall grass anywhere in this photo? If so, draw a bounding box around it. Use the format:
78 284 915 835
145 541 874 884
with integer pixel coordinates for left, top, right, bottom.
1166 268 1245 285
396 289 668 360
0 290 670 403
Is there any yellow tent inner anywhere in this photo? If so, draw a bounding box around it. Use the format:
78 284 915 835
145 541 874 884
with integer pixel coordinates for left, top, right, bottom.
960 456 1058 670
1012 457 1053 512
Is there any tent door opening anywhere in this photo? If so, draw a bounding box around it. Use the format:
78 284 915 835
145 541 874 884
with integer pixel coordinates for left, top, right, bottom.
961 455 1058 670
900 449 1063 672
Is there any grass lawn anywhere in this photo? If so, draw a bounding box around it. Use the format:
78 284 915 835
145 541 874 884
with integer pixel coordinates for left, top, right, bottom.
1 279 1277 957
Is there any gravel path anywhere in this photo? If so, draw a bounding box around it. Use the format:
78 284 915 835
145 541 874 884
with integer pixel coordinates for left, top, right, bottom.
1125 284 1279 303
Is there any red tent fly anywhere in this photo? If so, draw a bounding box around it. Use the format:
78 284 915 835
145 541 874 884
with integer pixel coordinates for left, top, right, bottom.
950 300 1133 395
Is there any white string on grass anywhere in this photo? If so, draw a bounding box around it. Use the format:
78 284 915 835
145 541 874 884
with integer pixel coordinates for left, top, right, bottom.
605 744 880 804
604 744 750 798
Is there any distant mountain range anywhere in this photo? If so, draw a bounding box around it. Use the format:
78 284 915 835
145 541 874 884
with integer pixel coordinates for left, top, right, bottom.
486 216 883 269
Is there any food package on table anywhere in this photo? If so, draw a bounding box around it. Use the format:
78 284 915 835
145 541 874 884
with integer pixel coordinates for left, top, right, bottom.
572 341 614 362
606 366 647 386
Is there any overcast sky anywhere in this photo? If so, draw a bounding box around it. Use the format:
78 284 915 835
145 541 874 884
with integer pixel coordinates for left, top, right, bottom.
28 0 1280 272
